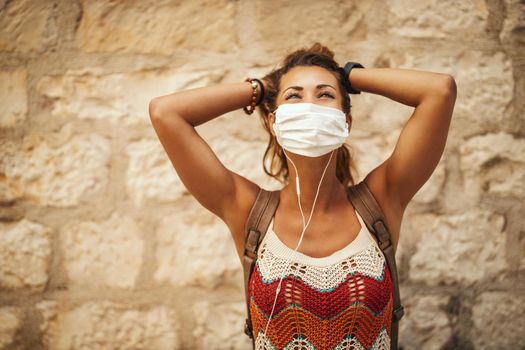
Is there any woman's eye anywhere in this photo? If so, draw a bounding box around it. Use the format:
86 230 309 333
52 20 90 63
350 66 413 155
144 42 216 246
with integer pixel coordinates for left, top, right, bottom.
285 93 301 100
284 92 334 99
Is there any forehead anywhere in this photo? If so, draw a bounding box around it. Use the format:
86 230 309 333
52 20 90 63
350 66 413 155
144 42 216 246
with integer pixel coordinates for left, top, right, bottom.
280 65 339 91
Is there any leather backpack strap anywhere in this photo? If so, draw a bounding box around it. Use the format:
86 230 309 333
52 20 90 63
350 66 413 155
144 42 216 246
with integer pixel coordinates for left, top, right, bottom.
242 187 280 345
346 180 405 350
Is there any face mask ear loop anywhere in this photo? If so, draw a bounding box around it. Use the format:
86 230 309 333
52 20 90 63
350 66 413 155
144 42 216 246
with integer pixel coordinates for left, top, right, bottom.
262 149 336 339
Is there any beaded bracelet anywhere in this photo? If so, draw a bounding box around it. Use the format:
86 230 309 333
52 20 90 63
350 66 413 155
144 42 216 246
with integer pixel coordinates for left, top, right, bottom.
243 77 258 115
252 78 265 106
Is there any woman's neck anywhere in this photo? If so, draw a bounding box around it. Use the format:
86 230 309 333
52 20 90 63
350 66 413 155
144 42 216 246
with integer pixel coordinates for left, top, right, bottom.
280 150 346 216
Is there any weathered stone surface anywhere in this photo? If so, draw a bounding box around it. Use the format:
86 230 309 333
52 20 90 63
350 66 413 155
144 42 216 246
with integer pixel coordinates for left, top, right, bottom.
472 291 525 349
409 210 507 286
388 0 489 38
389 50 513 139
154 210 241 289
0 0 58 53
0 131 111 207
37 300 181 350
451 50 513 135
0 219 51 290
0 1 523 349
126 134 278 206
255 0 369 55
459 132 525 203
36 67 223 125
0 69 27 128
125 139 186 206
500 0 525 45
0 307 22 349
521 232 525 272
192 301 252 350
61 212 144 289
76 0 236 54
399 295 451 350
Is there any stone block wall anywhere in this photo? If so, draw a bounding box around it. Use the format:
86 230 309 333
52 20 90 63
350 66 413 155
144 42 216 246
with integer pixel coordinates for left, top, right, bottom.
1 0 524 349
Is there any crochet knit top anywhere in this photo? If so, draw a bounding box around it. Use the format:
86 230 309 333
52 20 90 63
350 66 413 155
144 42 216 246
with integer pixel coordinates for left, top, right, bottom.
248 208 394 350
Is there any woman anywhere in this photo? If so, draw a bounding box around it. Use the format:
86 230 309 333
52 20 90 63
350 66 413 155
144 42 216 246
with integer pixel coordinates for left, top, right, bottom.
149 43 457 349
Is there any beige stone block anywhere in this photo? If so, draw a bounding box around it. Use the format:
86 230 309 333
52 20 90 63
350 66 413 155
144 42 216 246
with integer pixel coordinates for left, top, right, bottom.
0 69 27 128
36 300 181 350
500 0 525 45
0 219 51 290
388 50 513 139
0 0 57 53
61 212 144 289
452 51 513 134
472 291 525 349
459 132 525 203
399 295 451 350
192 300 252 350
521 238 525 272
409 210 507 286
126 132 280 206
0 307 22 349
0 132 110 207
125 139 187 206
76 0 236 54
37 67 222 126
387 0 488 38
154 210 240 288
255 1 369 55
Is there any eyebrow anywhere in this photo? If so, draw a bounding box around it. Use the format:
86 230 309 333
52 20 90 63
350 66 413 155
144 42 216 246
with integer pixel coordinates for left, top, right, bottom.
282 84 337 94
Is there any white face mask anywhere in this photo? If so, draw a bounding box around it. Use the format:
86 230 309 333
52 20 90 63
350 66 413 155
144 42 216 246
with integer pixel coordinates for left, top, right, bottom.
272 102 349 157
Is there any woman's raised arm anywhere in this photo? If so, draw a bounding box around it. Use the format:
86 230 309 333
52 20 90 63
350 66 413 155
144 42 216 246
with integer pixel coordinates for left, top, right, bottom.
148 82 260 237
348 68 457 210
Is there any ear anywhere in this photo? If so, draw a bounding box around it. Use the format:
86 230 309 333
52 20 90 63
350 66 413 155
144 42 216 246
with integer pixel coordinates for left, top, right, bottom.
268 112 276 137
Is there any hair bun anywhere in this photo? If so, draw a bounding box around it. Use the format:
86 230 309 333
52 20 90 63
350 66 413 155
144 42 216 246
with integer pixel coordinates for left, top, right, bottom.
307 42 335 59
282 42 335 66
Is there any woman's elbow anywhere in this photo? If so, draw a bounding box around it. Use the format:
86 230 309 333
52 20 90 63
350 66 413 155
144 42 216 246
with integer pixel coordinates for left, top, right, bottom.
439 74 457 100
149 97 165 121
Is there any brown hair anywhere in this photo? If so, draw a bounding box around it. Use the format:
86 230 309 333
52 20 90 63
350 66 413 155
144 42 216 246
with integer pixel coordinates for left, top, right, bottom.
256 42 358 187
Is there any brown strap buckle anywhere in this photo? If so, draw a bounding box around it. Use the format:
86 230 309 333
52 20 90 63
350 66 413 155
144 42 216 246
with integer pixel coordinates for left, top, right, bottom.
379 237 392 250
244 318 253 338
372 220 392 250
392 305 405 322
243 229 261 259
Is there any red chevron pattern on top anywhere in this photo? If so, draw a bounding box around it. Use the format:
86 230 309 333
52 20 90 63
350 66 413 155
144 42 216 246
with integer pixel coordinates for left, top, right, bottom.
247 226 394 350
249 261 393 349
250 263 393 319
